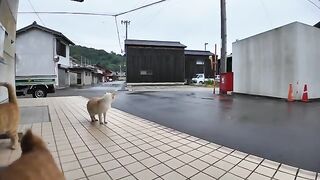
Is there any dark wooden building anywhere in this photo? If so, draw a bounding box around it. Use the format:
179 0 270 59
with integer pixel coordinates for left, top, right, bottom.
185 50 214 80
216 54 232 75
314 21 320 28
125 39 186 83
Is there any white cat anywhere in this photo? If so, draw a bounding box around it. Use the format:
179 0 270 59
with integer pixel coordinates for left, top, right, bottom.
86 92 115 124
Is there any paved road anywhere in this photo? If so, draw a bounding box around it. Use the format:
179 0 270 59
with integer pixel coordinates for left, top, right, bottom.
114 91 320 172
20 83 320 171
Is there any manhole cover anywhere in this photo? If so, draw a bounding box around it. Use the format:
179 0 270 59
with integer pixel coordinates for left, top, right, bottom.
20 106 50 124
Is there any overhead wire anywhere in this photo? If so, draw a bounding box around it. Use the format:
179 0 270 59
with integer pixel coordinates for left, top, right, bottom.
26 0 46 26
304 0 320 10
19 0 169 53
258 0 273 27
19 0 169 17
114 0 167 17
114 16 123 53
18 11 115 16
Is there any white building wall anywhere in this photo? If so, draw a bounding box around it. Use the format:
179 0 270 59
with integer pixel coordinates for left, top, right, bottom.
81 71 92 85
16 29 55 76
70 72 77 85
296 23 320 99
233 22 320 99
0 0 19 102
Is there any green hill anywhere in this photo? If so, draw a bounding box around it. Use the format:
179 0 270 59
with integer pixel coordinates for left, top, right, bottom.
70 45 125 71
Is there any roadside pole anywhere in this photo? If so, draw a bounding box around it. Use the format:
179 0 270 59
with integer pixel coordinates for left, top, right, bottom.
213 44 217 94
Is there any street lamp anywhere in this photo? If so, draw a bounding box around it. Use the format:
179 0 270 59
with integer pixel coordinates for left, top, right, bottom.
204 43 208 51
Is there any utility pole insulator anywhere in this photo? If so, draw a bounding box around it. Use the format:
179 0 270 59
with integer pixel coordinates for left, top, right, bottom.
121 20 131 40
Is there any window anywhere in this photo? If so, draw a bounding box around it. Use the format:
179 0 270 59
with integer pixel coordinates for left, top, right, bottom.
140 70 152 75
196 60 204 65
56 40 66 57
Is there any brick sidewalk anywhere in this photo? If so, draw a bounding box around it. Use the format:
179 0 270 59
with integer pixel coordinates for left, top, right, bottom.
0 97 318 180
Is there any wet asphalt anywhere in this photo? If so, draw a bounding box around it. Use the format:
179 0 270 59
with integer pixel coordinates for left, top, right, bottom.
113 91 320 172
22 84 320 171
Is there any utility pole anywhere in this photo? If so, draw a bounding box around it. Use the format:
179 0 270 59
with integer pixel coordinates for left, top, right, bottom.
121 20 130 80
121 20 131 40
220 0 227 73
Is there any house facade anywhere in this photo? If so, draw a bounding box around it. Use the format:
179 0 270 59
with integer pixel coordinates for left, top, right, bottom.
0 0 19 102
125 39 186 83
69 57 108 86
16 21 75 88
233 22 320 99
185 50 214 81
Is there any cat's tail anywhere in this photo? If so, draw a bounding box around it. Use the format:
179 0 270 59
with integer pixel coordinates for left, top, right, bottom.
0 82 18 105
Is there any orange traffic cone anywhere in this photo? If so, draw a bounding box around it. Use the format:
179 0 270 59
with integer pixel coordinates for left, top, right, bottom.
301 84 309 102
287 84 294 102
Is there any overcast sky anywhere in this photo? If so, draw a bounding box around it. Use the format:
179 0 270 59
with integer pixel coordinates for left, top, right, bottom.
17 0 320 55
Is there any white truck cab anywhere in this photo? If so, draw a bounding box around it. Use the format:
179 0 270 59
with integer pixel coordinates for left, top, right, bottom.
192 74 205 84
192 73 216 84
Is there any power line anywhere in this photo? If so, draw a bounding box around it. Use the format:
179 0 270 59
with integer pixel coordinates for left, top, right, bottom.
19 0 169 17
114 17 123 53
115 0 167 16
19 11 115 17
26 0 46 26
258 0 273 27
304 0 320 10
19 0 169 53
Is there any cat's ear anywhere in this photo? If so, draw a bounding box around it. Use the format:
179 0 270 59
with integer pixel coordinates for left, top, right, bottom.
21 129 46 154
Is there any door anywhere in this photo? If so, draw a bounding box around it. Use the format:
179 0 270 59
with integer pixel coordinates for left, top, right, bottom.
77 73 81 84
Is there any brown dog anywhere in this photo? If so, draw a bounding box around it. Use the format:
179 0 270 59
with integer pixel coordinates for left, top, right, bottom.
0 130 65 180
0 82 20 149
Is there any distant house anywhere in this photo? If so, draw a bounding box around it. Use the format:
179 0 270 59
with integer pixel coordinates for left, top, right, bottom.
69 57 109 86
16 21 74 88
125 39 186 83
94 64 109 82
184 50 214 81
69 57 95 86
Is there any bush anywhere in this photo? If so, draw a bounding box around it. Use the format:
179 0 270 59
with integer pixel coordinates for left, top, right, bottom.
205 80 214 85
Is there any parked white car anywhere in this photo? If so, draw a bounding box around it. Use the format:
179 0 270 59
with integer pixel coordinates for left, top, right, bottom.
192 74 214 84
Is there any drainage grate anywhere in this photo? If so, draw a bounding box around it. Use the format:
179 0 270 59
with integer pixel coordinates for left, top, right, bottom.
0 106 49 140
20 106 51 124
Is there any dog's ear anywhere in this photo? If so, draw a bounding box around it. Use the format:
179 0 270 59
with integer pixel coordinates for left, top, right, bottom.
21 129 47 154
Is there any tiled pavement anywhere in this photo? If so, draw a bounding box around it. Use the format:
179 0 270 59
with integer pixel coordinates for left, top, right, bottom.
0 96 318 180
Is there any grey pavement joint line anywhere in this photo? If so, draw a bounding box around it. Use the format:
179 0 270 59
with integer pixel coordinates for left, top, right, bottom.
66 97 250 180
59 98 132 179
270 161 282 179
48 99 66 173
67 97 192 179
16 97 320 180
50 100 87 178
63 97 149 179
69 98 189 179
